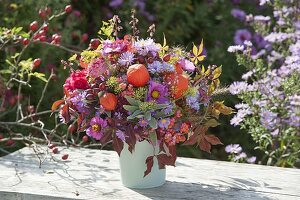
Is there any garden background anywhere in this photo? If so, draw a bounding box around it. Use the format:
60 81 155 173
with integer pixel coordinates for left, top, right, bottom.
0 0 272 161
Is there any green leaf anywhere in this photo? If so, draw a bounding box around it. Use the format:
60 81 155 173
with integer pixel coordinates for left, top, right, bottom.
0 69 12 74
149 117 158 129
30 72 47 82
68 54 77 61
127 110 142 120
149 131 157 146
123 105 138 112
125 96 139 106
153 104 169 110
205 119 220 128
145 111 151 121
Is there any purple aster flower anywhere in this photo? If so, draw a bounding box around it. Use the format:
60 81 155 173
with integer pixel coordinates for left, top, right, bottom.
86 117 107 140
186 89 200 111
234 152 247 161
259 0 270 6
231 8 246 21
253 34 269 49
229 81 249 95
134 38 160 56
260 110 278 130
234 29 252 45
230 107 251 126
163 104 174 115
87 58 107 78
247 156 256 164
147 81 169 103
70 91 89 114
225 144 242 154
227 45 244 53
254 15 271 22
161 62 175 72
138 118 149 127
158 118 171 129
109 0 123 8
147 61 162 74
264 32 293 43
118 52 135 66
177 59 196 72
116 129 127 142
271 129 279 137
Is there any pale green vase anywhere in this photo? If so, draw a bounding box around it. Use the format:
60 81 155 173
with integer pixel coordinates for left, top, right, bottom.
119 140 166 188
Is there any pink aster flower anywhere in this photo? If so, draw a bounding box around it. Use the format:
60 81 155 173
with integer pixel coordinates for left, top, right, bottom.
86 117 107 140
177 59 196 72
87 58 107 78
147 81 168 103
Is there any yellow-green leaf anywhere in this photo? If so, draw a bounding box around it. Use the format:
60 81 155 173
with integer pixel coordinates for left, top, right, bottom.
213 66 222 80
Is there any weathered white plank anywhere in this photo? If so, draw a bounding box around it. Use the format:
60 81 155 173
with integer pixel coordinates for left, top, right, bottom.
0 146 299 200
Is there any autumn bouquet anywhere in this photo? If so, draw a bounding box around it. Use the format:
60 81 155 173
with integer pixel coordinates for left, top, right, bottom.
54 14 232 188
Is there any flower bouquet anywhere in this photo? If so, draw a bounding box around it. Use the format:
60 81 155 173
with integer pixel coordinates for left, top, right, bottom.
53 15 233 188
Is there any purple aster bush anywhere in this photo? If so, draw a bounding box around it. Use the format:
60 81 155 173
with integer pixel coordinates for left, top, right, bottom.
227 1 300 167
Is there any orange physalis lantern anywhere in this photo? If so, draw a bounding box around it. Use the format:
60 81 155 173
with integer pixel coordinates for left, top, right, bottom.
99 93 118 111
127 64 150 87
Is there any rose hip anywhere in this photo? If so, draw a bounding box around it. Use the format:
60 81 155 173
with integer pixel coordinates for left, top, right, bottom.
62 154 69 160
33 58 41 67
89 39 100 50
52 147 58 154
65 5 72 13
29 21 38 31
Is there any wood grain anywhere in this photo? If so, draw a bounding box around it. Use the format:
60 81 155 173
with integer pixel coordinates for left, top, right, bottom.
0 146 299 200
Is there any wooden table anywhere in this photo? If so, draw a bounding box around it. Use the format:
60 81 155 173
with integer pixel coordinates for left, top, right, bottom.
0 146 299 200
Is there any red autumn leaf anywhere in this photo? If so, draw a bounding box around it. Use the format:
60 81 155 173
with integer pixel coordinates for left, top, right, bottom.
144 156 154 177
124 125 136 153
51 99 64 111
112 135 124 156
198 134 211 153
157 153 176 169
61 104 70 123
64 87 70 97
182 132 198 145
100 131 113 147
77 113 83 127
204 135 223 145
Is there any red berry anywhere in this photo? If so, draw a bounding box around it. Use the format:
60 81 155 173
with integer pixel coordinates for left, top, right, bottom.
39 35 47 42
48 143 56 149
81 33 89 42
22 38 30 45
89 39 100 50
33 58 41 67
6 139 14 146
29 21 38 31
147 57 154 64
68 124 77 134
46 7 52 15
51 34 61 44
62 154 69 160
65 5 72 13
38 30 46 36
163 54 171 62
82 135 89 142
39 9 46 19
33 33 39 40
42 24 49 31
52 147 58 154
0 134 3 140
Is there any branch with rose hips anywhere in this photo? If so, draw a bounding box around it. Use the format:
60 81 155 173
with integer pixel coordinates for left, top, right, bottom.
0 4 99 163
